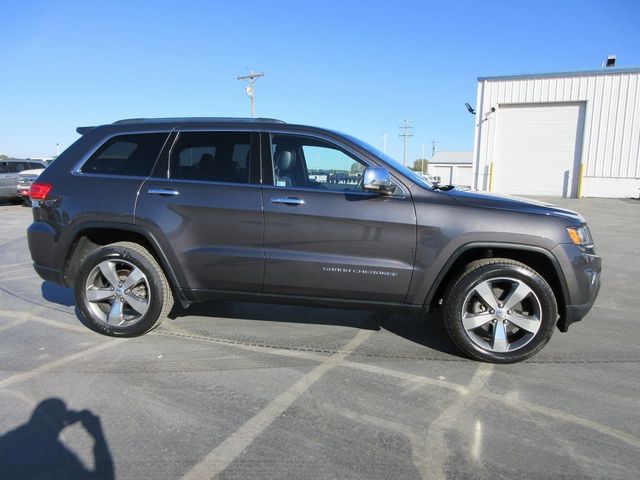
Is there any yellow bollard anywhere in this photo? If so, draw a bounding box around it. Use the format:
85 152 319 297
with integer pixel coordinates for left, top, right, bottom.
488 162 494 192
577 163 585 199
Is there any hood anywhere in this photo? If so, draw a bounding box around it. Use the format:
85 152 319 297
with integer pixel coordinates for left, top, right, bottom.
447 189 584 223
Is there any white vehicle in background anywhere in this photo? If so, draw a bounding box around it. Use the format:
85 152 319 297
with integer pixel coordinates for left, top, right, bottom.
417 171 438 184
17 159 53 205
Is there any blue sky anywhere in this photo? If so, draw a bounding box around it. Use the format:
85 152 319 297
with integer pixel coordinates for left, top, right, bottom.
1 0 639 161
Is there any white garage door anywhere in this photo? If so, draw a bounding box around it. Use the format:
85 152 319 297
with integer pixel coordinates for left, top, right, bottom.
493 103 585 197
454 166 472 187
430 165 452 184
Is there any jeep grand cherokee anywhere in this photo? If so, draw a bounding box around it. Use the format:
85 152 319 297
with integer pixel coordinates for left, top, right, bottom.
27 118 601 363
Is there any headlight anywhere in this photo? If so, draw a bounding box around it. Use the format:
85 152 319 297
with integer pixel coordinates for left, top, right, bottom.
566 225 593 246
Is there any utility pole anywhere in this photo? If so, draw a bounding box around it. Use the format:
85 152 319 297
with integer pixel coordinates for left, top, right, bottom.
431 139 438 157
237 70 265 117
381 133 387 153
398 119 413 166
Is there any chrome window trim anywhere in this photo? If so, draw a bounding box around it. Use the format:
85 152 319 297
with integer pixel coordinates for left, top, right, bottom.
68 126 410 198
152 177 262 189
260 183 406 199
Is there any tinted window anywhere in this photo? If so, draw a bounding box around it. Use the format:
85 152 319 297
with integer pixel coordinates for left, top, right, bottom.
8 162 28 173
81 133 167 176
270 134 366 191
0 162 7 174
170 132 252 184
29 162 43 169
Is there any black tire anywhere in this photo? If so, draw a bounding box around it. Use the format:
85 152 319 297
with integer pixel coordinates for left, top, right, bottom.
75 241 173 336
443 258 557 363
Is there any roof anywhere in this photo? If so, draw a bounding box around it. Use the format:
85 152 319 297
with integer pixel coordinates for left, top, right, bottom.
478 66 640 82
429 151 472 165
77 117 287 135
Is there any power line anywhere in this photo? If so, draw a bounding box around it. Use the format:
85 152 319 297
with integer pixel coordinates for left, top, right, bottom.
237 71 265 118
399 119 413 166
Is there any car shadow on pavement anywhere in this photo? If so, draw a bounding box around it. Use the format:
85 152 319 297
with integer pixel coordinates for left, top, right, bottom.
39 280 463 358
0 398 114 480
168 301 464 358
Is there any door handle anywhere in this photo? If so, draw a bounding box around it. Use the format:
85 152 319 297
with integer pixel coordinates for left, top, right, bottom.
148 188 180 196
271 197 305 206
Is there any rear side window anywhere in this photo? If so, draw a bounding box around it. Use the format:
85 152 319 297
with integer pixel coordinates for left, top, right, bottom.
81 133 168 177
170 132 252 184
9 162 29 172
3 161 28 172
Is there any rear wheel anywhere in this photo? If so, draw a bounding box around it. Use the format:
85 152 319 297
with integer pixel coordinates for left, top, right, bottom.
443 258 557 363
75 242 173 336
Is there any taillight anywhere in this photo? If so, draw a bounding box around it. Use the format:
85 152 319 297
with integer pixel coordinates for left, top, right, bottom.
30 182 53 201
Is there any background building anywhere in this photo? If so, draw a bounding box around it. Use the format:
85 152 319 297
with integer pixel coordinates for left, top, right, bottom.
472 67 640 198
428 151 472 187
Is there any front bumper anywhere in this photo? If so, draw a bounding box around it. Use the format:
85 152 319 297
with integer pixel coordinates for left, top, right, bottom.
552 243 601 332
559 295 600 332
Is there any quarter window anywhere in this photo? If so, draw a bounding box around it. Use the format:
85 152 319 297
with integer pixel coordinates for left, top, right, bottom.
170 132 252 184
81 133 168 176
270 134 366 191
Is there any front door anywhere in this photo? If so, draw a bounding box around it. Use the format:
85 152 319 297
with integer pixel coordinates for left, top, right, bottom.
261 132 416 303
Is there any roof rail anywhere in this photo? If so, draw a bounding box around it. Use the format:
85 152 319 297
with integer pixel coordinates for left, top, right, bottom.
111 117 286 125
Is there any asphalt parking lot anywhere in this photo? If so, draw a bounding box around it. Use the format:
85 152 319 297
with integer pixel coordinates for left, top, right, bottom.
0 197 639 479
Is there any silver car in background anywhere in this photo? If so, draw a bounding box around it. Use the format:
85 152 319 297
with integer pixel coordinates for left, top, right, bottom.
1 159 48 203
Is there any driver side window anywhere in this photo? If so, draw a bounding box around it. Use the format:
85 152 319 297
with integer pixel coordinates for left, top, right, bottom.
271 134 366 191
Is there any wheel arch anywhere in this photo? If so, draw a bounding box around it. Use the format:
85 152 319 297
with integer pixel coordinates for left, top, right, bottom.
62 222 190 307
425 242 569 323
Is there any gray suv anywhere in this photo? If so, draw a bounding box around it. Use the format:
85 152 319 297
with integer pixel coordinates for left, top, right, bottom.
27 118 601 363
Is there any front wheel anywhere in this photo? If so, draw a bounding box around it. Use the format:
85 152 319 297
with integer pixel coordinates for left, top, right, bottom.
443 258 557 363
75 241 174 336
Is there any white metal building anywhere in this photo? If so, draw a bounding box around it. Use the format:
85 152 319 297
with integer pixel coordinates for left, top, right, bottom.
472 67 640 198
428 151 473 187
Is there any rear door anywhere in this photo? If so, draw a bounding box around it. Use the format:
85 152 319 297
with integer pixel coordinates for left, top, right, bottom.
260 132 416 303
135 130 264 293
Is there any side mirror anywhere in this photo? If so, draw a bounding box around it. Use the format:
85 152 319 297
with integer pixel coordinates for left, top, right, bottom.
362 166 396 195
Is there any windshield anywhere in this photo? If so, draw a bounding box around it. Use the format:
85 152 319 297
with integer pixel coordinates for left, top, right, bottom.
343 134 434 189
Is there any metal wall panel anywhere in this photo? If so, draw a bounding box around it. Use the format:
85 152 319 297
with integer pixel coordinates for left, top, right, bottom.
472 69 640 197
